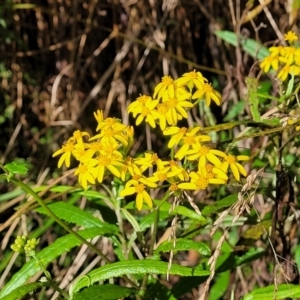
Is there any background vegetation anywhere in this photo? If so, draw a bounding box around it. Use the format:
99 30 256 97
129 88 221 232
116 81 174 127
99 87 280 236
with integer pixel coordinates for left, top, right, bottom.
1 0 300 299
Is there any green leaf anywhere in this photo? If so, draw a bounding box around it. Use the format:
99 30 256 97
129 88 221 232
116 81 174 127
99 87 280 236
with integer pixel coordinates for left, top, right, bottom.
0 282 51 300
121 208 141 232
243 284 300 300
154 238 211 257
171 248 265 298
0 188 23 203
124 200 206 222
201 194 238 216
154 200 206 222
73 284 137 300
0 228 104 298
209 271 230 300
286 72 295 96
214 30 269 60
70 260 210 295
224 101 245 121
35 202 118 233
4 161 28 175
246 77 260 122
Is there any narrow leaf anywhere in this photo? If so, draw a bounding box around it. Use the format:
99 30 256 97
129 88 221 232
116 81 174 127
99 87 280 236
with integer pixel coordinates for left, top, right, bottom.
243 284 300 300
73 284 137 300
0 282 51 300
70 260 210 295
35 202 118 233
201 194 238 216
154 239 211 257
214 30 269 60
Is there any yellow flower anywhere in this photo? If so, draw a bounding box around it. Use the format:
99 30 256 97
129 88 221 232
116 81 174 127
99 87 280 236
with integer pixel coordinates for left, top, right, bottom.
192 82 221 106
174 128 211 160
130 97 160 128
120 156 142 181
219 154 249 181
53 139 76 168
134 153 168 171
74 163 96 190
282 46 298 65
166 160 189 181
120 175 158 210
94 110 104 124
277 63 300 81
178 170 226 190
90 125 128 146
186 143 226 168
284 31 298 43
163 126 188 148
89 154 124 183
259 54 279 73
269 46 285 57
153 76 174 99
175 70 208 90
127 95 152 118
199 163 228 181
156 103 170 130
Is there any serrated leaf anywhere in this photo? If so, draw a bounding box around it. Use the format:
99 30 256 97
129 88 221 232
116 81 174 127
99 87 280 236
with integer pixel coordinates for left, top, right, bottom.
215 30 269 60
4 161 28 175
73 284 137 300
201 194 238 216
243 284 300 300
0 282 51 300
154 239 210 257
70 260 210 295
35 202 118 233
0 228 104 298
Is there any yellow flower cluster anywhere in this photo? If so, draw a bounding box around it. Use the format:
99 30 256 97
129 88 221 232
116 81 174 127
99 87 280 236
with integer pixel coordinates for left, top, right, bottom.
53 71 249 210
260 31 300 81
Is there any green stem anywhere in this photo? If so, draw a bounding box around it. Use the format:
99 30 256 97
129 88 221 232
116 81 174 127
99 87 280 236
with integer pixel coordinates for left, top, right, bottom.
10 177 111 263
140 191 170 292
32 253 69 299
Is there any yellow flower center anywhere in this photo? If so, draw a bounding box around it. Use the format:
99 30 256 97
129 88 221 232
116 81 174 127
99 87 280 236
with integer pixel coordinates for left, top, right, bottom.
180 127 187 134
161 76 173 86
157 173 167 182
104 118 117 126
89 142 103 152
168 98 178 108
141 107 150 116
169 183 178 191
198 146 209 155
97 156 111 166
195 176 209 190
77 164 88 174
169 160 178 167
135 183 145 193
151 153 158 162
183 136 196 145
63 142 75 152
137 95 150 103
157 103 169 114
206 163 214 172
227 155 236 164
203 83 213 92
133 174 141 180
